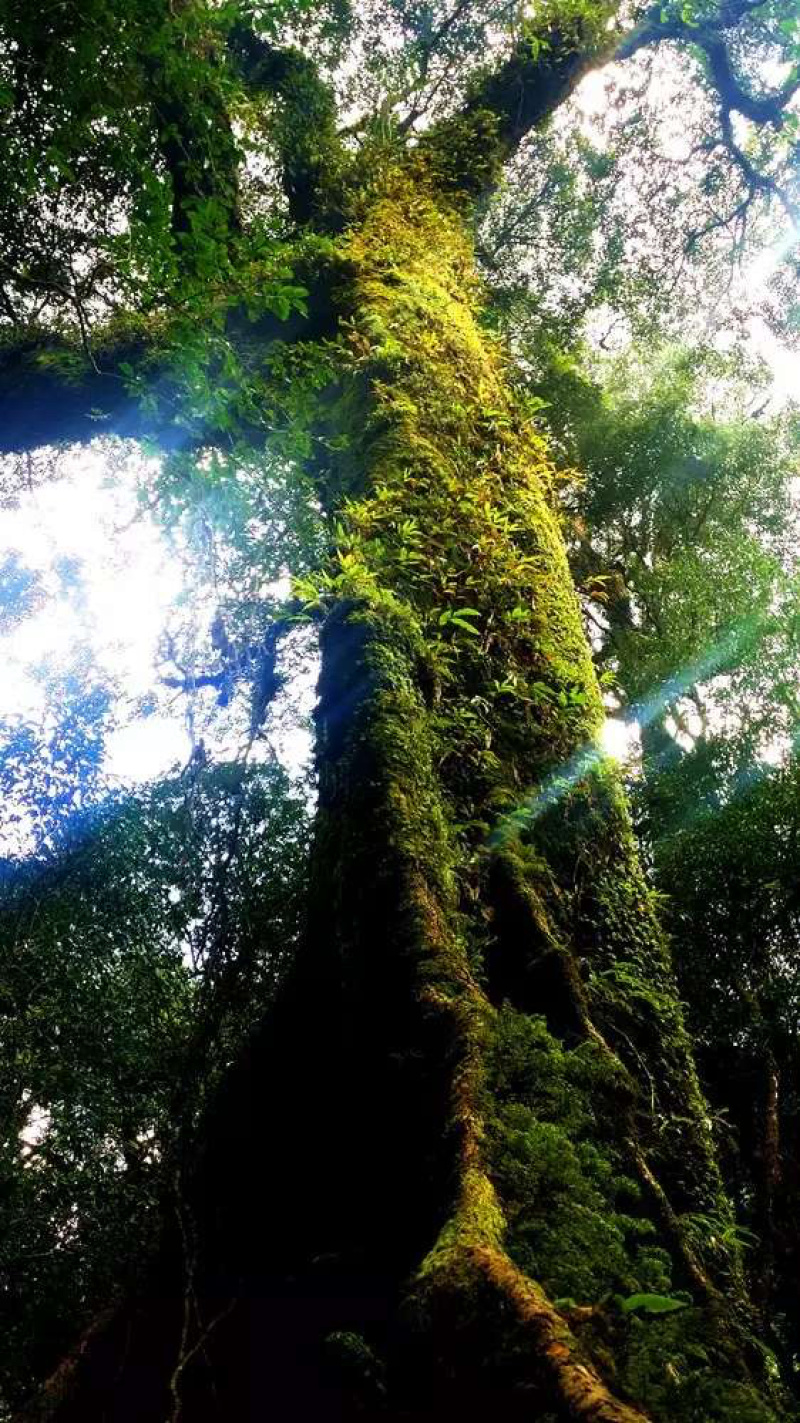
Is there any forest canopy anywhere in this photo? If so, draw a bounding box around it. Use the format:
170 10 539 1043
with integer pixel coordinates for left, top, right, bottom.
2 1 800 1421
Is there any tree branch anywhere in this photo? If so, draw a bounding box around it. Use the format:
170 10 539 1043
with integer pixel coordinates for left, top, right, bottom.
398 0 478 133
0 334 184 455
700 30 800 126
139 0 244 250
614 3 800 233
617 2 800 127
226 24 345 227
712 115 799 228
0 263 334 457
419 24 612 198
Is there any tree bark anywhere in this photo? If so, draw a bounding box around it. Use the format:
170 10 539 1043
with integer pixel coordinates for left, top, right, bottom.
19 167 783 1423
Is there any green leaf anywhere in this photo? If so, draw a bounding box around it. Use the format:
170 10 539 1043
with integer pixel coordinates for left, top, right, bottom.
619 1293 689 1315
450 615 482 634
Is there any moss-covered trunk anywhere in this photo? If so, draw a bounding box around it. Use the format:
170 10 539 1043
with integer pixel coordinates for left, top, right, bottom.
26 173 787 1423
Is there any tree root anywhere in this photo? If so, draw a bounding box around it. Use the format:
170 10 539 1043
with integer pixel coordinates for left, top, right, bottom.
415 1224 651 1422
467 1243 650 1423
415 984 651 1423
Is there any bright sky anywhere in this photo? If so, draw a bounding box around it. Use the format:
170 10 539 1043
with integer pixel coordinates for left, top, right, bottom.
0 443 192 787
576 64 800 408
0 438 317 832
747 225 800 406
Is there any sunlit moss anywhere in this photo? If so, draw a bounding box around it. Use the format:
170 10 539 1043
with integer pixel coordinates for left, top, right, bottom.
292 169 786 1418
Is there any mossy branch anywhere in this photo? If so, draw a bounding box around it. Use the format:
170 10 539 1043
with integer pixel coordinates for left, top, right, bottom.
226 23 345 226
418 18 616 200
0 331 177 455
627 1141 725 1307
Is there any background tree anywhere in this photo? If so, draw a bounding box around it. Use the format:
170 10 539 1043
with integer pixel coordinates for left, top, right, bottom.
641 744 800 1368
549 345 799 748
0 732 309 1415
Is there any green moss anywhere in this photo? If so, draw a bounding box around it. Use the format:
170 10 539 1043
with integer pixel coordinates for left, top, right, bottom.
296 175 788 1418
321 1330 387 1408
484 1009 644 1302
318 175 603 810
477 1014 787 1422
621 1312 782 1423
414 106 506 198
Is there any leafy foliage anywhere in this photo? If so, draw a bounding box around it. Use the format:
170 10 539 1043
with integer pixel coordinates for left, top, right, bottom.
539 344 800 752
0 752 309 1412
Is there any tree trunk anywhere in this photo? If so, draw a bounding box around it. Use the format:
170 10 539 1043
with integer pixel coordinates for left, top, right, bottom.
753 1048 782 1310
23 171 786 1423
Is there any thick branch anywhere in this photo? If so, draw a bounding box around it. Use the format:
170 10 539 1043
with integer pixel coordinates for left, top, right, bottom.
153 85 242 243
418 0 795 205
226 25 344 227
470 29 602 150
419 27 611 197
0 268 334 457
700 30 800 126
0 335 184 455
617 3 800 126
